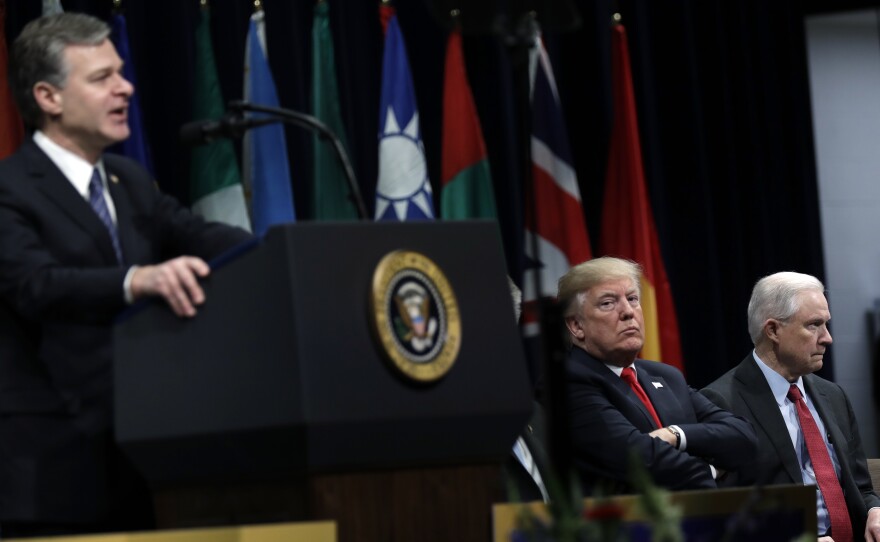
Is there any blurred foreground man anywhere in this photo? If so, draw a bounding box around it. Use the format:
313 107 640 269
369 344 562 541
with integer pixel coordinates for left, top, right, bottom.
0 12 250 536
555 256 756 494
702 272 880 542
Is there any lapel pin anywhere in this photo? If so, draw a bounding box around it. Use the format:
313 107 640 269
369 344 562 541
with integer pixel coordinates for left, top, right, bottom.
109 174 120 184
652 382 663 389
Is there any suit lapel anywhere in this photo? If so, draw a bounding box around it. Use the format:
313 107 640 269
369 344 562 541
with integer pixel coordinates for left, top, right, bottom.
735 357 802 483
105 164 140 265
621 370 659 428
570 349 659 430
804 377 851 477
638 367 682 425
24 143 119 265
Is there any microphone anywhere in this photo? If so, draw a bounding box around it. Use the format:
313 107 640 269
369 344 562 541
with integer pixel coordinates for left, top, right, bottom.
179 113 275 146
178 101 368 220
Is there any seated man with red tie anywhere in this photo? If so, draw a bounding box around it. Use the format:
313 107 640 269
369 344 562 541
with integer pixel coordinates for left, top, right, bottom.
702 272 880 541
554 257 756 495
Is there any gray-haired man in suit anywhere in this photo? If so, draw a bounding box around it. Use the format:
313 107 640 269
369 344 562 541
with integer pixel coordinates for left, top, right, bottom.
702 272 880 541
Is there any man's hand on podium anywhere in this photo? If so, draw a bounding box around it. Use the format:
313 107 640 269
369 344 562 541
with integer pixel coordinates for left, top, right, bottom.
130 256 210 317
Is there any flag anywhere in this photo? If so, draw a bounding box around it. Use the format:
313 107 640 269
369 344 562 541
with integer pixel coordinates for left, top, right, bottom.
440 28 496 220
311 0 357 220
600 23 683 370
374 4 434 221
190 5 250 231
0 0 23 159
521 34 592 336
243 8 295 237
42 0 63 15
108 13 154 175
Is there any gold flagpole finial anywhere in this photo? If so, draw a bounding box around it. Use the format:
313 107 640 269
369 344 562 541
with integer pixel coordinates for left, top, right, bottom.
200 0 208 7
253 0 263 12
612 12 622 24
112 0 122 9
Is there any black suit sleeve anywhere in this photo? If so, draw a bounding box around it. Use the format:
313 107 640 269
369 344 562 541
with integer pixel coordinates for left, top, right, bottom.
675 386 758 472
0 188 129 323
568 374 718 490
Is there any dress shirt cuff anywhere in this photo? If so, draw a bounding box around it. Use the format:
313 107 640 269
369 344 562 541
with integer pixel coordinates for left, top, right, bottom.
124 265 139 304
710 464 717 479
669 424 687 451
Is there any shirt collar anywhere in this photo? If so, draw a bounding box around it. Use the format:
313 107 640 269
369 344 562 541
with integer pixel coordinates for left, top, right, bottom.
33 131 106 198
605 363 633 377
752 349 804 405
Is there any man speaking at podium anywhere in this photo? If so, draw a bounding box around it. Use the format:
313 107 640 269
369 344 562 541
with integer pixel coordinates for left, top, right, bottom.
555 257 756 494
0 12 250 537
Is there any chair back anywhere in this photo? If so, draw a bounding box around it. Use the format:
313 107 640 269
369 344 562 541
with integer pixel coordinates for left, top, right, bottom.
868 458 880 493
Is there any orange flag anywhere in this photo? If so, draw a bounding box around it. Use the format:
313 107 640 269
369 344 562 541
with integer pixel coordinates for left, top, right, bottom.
600 22 683 371
0 0 24 159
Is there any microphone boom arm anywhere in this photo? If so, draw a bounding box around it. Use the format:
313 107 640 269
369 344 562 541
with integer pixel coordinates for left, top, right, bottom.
229 101 368 220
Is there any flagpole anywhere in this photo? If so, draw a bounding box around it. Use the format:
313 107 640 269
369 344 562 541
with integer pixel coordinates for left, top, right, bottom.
424 0 582 498
504 9 577 501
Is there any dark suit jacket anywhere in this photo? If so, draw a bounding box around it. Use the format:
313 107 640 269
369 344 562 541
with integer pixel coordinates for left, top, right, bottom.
502 401 552 503
562 347 757 495
701 354 880 536
0 141 251 525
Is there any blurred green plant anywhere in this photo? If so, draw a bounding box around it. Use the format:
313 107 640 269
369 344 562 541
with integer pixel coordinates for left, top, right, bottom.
511 451 683 542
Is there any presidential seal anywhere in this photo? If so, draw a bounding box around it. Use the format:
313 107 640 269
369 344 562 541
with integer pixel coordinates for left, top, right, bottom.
370 250 461 383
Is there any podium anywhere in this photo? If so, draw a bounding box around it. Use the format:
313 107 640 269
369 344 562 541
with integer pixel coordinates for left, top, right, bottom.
114 222 533 542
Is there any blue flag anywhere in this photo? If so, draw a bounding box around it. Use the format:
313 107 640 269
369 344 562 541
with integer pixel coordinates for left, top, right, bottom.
109 13 154 176
243 10 295 237
374 6 434 221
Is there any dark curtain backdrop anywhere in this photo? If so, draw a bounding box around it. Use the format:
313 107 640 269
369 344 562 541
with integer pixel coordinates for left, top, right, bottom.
4 0 843 387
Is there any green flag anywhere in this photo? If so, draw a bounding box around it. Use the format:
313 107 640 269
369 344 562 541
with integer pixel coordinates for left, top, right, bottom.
190 5 251 231
311 0 357 220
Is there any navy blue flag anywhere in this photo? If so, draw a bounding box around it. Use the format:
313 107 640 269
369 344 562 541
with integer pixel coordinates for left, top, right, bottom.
243 9 295 236
109 13 154 176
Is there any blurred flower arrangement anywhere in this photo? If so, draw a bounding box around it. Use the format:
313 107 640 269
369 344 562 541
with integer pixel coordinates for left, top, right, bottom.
510 454 683 542
509 453 814 542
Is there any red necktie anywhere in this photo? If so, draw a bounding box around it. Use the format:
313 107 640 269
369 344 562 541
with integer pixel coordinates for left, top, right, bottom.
621 367 663 429
787 385 852 542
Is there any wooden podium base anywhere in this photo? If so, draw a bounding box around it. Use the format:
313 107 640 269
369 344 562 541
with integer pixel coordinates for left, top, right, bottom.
154 463 504 542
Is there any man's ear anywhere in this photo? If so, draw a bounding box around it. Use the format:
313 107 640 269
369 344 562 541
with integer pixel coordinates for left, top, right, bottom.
764 319 782 344
565 316 584 341
32 82 62 117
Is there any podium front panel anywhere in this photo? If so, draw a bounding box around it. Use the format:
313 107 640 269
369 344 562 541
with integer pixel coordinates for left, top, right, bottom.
115 222 533 485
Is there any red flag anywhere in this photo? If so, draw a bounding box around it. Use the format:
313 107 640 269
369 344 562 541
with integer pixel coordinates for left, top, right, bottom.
600 23 683 371
0 0 24 159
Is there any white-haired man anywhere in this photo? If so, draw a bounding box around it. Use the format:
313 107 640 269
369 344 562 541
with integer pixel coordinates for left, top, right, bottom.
702 272 880 542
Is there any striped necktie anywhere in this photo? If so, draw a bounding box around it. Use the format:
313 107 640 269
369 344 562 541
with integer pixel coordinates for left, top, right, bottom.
88 168 123 264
